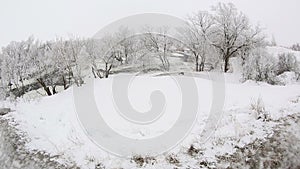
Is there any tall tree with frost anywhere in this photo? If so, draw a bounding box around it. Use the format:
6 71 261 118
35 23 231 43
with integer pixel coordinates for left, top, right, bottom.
210 3 264 72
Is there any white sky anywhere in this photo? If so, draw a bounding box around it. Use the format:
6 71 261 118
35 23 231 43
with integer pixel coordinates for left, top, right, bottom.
0 0 299 47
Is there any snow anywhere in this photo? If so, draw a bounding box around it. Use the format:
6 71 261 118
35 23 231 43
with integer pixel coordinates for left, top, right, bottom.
3 72 300 168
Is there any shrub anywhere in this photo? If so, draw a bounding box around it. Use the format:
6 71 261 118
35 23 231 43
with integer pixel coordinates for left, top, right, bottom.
165 154 180 165
277 53 299 75
131 155 156 167
242 49 278 84
250 97 269 121
187 144 202 157
95 163 105 169
291 43 300 51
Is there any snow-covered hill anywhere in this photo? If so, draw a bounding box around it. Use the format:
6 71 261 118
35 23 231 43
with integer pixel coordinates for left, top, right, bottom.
1 72 300 168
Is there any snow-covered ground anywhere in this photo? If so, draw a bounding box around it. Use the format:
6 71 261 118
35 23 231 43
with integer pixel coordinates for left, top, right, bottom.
0 46 300 168
1 72 300 169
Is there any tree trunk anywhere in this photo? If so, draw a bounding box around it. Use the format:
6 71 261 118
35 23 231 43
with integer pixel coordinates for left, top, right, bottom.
62 76 68 90
52 85 57 95
105 63 112 78
91 67 97 78
20 76 25 96
195 56 199 72
224 57 230 73
125 53 128 64
37 78 52 96
199 62 205 71
68 67 73 86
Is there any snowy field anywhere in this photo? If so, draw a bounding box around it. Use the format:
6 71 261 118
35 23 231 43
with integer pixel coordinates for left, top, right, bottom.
1 70 300 168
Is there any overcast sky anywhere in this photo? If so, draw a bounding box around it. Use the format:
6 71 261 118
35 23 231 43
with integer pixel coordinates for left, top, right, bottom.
0 0 299 47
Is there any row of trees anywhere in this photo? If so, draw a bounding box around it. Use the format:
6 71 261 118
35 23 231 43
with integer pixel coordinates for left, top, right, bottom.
0 29 178 97
0 37 88 96
0 3 268 97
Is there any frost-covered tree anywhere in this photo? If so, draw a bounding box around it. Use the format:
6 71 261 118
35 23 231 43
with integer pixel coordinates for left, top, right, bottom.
141 26 173 71
277 53 299 75
242 48 278 84
52 38 75 89
86 35 117 78
66 37 86 86
0 36 93 97
114 26 136 64
29 40 59 96
182 11 216 71
210 3 264 72
129 36 156 70
85 38 101 78
100 35 119 78
53 37 86 86
1 37 34 96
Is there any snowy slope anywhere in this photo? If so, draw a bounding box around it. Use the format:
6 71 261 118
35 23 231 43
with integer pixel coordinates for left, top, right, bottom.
3 73 300 169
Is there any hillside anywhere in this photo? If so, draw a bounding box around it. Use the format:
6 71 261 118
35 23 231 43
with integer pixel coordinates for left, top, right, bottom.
1 68 299 168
